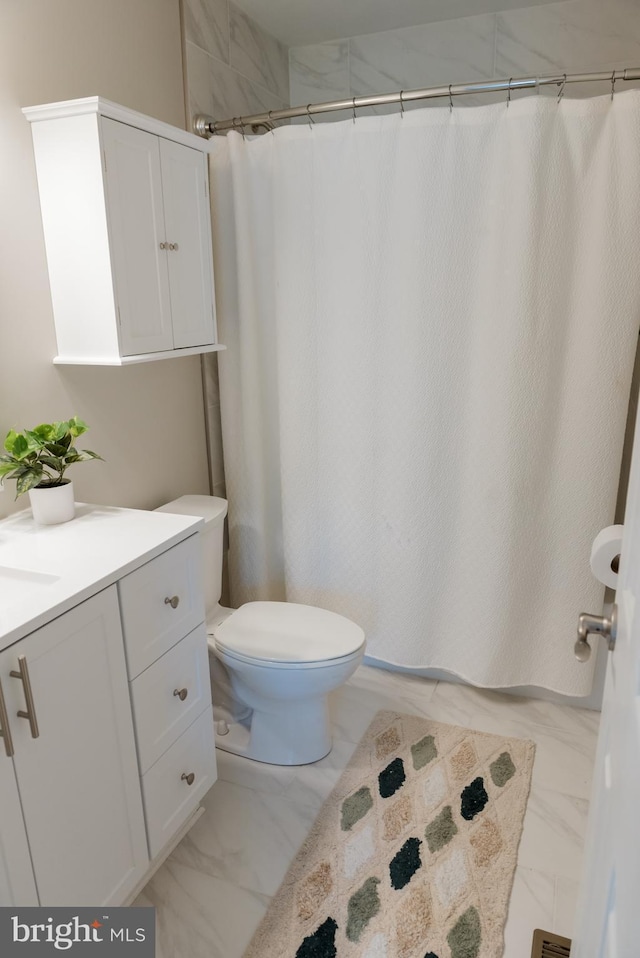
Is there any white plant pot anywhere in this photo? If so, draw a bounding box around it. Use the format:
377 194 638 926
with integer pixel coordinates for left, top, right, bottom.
28 480 75 525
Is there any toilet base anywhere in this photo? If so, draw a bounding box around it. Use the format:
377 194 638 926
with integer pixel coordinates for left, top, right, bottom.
214 698 333 766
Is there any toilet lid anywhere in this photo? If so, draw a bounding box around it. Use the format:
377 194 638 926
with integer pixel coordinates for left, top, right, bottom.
214 602 365 664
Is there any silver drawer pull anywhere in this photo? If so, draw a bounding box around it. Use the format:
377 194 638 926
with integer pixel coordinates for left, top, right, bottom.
0 679 15 757
164 595 180 609
181 771 195 786
168 242 179 251
10 656 39 739
173 687 188 701
159 241 168 250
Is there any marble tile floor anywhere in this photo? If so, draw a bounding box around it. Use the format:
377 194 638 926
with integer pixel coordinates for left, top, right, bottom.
135 664 599 957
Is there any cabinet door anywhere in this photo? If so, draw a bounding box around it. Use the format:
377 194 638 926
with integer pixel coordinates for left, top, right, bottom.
101 117 174 355
159 138 217 348
0 694 38 905
0 587 148 906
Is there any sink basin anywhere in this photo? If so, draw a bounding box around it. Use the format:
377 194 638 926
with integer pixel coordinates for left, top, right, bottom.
0 565 60 605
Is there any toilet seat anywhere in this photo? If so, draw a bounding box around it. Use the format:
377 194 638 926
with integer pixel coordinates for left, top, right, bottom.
213 601 365 666
214 641 364 671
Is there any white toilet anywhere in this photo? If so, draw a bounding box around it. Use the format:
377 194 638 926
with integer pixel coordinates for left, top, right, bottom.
156 495 365 765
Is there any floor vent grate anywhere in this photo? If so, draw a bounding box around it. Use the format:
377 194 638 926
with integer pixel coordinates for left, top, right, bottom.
531 929 572 958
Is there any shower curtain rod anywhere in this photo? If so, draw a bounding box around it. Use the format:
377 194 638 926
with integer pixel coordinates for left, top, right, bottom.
194 67 640 136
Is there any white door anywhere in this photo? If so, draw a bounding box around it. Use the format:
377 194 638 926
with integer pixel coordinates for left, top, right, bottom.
159 138 217 348
101 117 174 355
573 417 640 954
0 679 38 905
0 587 149 906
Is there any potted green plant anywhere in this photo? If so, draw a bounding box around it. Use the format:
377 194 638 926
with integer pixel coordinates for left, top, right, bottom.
0 417 102 525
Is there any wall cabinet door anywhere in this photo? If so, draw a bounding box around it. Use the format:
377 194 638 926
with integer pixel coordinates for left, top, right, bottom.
0 587 148 906
160 138 216 348
102 118 216 356
101 117 174 356
0 706 38 905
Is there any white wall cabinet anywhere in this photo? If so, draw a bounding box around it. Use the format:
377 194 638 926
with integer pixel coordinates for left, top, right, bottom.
23 97 223 365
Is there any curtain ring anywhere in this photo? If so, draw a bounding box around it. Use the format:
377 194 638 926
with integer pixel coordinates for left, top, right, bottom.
268 110 275 135
352 97 357 124
399 90 405 117
449 84 454 113
557 74 567 103
507 77 512 107
535 76 540 96
307 104 314 129
611 70 616 100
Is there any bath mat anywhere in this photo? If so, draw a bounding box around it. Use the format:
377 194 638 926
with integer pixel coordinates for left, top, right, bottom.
243 710 535 958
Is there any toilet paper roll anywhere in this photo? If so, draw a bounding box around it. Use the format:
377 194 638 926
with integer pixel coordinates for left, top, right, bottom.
590 525 624 589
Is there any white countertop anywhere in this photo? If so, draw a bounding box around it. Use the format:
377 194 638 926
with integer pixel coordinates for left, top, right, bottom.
0 504 203 650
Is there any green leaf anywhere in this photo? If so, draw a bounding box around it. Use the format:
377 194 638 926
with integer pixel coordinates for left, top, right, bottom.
16 470 43 497
29 423 55 442
68 417 88 438
80 450 104 461
38 456 64 470
4 430 19 454
43 442 68 457
0 462 18 478
9 434 30 459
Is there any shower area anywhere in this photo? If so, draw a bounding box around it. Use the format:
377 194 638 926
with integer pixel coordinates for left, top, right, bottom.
185 0 640 707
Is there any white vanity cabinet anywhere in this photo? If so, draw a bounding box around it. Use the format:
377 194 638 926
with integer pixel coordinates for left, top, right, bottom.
0 587 148 907
0 507 217 907
23 97 223 365
119 536 217 858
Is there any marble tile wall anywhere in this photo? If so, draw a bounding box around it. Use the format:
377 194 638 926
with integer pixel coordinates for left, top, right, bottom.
290 0 640 117
183 0 290 499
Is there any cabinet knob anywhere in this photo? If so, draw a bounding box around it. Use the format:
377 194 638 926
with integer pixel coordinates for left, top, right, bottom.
159 241 168 250
181 771 195 786
164 595 180 609
168 242 179 251
173 687 188 701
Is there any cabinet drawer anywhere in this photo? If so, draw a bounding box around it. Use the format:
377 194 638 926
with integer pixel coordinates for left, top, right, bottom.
119 535 205 678
130 624 211 774
141 707 216 859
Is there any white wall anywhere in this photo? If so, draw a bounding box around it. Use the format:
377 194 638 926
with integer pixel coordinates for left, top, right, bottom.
0 0 211 517
290 0 640 117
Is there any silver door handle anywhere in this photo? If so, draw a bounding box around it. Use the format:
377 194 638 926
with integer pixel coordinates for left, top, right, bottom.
10 656 40 739
575 604 617 662
0 679 14 757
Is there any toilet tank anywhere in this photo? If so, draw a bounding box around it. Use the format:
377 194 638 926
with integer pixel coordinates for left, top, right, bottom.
155 495 228 623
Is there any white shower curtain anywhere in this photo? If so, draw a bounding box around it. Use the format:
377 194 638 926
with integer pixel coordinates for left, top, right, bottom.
209 91 640 696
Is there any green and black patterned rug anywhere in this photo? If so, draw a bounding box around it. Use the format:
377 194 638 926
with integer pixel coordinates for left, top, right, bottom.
243 710 535 958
